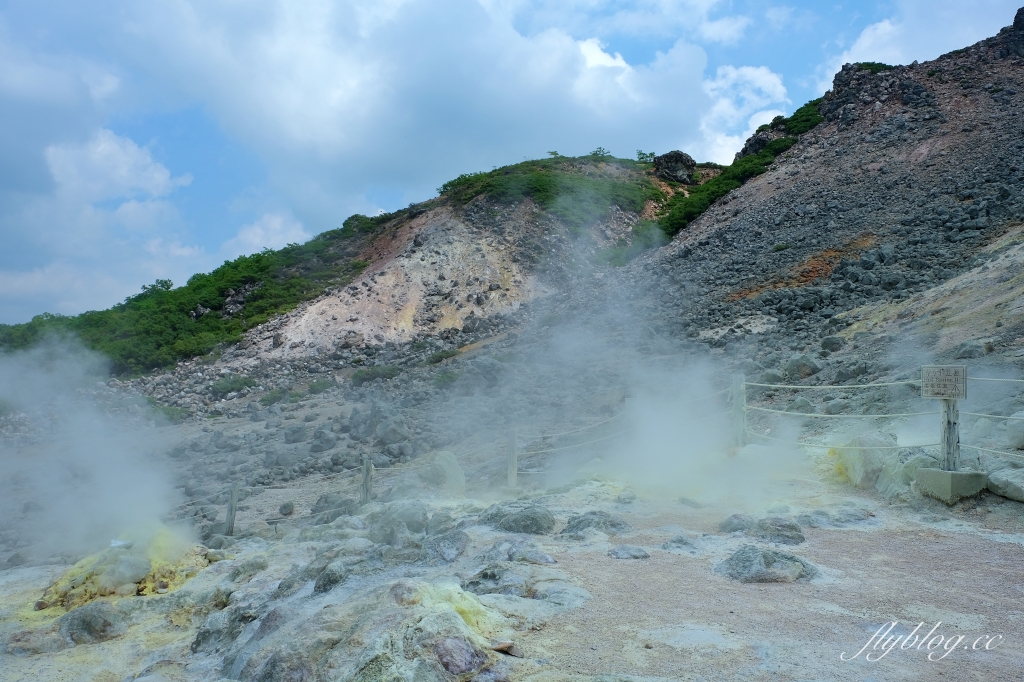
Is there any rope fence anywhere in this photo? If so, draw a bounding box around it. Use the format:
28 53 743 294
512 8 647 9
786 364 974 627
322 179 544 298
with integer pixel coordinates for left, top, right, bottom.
182 363 1024 534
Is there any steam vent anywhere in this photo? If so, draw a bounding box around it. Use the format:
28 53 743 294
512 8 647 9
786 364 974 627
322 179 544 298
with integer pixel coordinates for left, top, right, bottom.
3 6 1024 681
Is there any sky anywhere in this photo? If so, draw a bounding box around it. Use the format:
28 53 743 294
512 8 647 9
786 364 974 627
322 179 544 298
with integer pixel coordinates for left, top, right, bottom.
0 0 1019 324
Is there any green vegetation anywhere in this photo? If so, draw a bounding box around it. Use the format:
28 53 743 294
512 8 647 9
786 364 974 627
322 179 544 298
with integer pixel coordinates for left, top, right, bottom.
772 243 792 252
210 374 255 399
780 99 825 135
659 137 797 236
636 150 655 163
854 62 896 74
0 209 406 374
307 378 335 394
432 371 460 389
351 366 401 386
438 154 663 231
427 349 459 364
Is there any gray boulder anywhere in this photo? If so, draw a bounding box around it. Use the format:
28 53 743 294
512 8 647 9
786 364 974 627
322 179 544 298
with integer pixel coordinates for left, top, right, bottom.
1006 411 1024 449
988 468 1024 502
785 353 822 379
716 544 817 583
821 335 846 352
835 360 869 382
310 429 338 453
422 530 470 564
561 510 632 535
58 602 127 645
747 517 805 545
490 506 556 535
653 150 697 184
718 513 755 533
312 560 348 593
284 425 308 444
376 417 410 445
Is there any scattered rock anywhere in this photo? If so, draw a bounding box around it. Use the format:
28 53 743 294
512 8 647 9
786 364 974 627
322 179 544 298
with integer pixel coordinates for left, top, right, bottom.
422 530 470 563
747 517 805 545
481 503 556 535
279 501 295 516
560 510 632 536
988 468 1024 502
57 602 127 645
1006 412 1024 449
653 150 697 184
718 514 755 533
608 545 650 559
716 545 817 583
821 336 846 352
785 353 822 379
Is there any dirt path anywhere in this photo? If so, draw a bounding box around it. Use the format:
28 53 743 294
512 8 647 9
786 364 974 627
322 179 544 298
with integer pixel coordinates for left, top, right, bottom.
518 498 1024 681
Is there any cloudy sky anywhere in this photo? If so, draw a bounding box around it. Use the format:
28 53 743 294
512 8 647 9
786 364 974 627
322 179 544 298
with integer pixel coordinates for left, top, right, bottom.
0 0 1019 323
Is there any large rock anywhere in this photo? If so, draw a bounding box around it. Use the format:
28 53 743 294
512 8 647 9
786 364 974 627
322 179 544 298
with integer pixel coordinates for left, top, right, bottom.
480 503 556 535
58 602 127 645
988 468 1024 502
747 517 805 545
785 353 822 379
310 429 338 453
376 417 410 445
560 510 632 535
718 513 755 532
834 431 898 489
284 425 308 444
653 151 697 184
1006 411 1024 449
422 530 470 564
417 451 466 497
716 545 817 583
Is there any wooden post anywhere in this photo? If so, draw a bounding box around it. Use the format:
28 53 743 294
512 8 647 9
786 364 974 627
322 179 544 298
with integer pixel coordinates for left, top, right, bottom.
360 455 373 505
507 429 518 489
732 374 747 449
224 482 240 537
940 398 960 472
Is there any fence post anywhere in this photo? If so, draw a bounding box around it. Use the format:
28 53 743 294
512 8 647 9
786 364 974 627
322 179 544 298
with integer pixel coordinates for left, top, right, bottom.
224 482 240 537
360 455 373 505
940 398 960 471
507 429 518 489
732 374 747 449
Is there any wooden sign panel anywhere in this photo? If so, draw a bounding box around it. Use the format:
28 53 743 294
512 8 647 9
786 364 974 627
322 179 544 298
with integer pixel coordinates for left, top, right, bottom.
921 365 967 400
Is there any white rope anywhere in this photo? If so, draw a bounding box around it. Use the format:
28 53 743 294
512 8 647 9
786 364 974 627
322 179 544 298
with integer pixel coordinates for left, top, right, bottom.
969 377 1024 384
960 444 1024 460
747 405 939 419
518 430 628 455
746 428 939 450
518 412 622 440
962 412 1024 422
745 380 918 390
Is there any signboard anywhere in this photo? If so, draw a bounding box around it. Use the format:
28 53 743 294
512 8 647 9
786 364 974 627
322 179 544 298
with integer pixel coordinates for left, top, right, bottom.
921 365 967 400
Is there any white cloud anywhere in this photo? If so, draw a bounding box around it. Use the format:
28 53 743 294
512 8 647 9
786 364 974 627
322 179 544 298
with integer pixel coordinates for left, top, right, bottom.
698 15 751 44
220 213 311 260
45 129 191 202
698 65 788 163
816 0 1021 93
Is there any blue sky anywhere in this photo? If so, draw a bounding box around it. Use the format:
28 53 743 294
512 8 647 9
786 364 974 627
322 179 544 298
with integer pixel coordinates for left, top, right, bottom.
0 0 1019 323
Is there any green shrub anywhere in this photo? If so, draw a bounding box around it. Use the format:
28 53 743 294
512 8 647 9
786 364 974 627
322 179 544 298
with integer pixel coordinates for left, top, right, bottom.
659 137 796 236
773 243 792 252
351 366 401 386
210 374 255 398
0 218 375 374
307 378 335 394
155 405 189 425
781 98 824 135
854 62 896 74
432 371 459 389
427 349 459 364
260 388 288 406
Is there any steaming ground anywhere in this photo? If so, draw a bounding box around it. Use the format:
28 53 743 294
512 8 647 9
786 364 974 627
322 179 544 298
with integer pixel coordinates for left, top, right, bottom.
5 16 1024 680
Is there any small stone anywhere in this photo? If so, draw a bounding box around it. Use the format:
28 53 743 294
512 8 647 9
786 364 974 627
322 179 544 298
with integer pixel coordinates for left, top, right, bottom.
747 517 805 545
821 335 846 352
561 510 632 535
279 501 295 516
608 544 650 559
